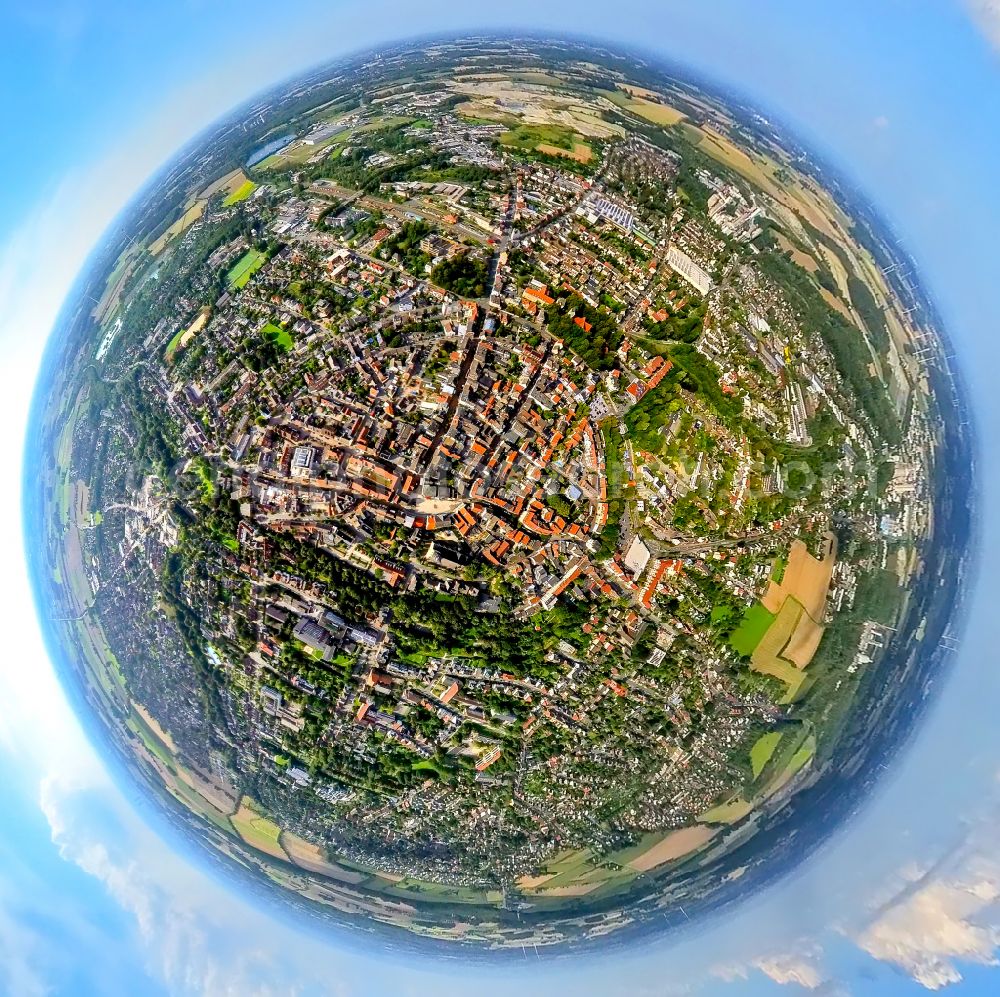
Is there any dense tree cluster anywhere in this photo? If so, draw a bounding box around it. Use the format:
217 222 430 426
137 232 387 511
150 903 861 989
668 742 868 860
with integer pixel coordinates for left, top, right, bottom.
380 219 432 273
431 252 489 298
546 294 624 370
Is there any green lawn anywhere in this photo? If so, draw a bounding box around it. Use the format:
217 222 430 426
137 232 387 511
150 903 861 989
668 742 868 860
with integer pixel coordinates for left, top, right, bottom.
223 179 257 206
262 321 294 351
231 798 285 857
164 326 185 359
771 555 787 583
500 123 578 151
227 249 267 289
192 459 214 501
730 602 777 656
750 731 783 778
677 122 706 147
757 728 816 798
786 735 817 777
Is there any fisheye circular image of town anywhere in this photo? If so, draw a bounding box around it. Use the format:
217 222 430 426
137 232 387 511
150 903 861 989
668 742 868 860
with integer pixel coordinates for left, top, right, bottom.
27 35 973 953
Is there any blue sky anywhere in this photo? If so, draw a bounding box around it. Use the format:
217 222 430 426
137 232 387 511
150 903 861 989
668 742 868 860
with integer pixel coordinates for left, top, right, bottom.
4 2 1000 994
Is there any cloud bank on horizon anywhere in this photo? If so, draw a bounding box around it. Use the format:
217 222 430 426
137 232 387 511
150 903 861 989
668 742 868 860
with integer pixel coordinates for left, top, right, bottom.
23 754 1000 996
714 811 1000 993
852 819 1000 990
29 761 1000 996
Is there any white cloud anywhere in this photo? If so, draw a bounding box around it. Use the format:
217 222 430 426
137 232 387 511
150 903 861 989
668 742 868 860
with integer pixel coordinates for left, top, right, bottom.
713 947 831 992
0 0 329 768
0 902 53 997
965 0 1000 48
708 805 1000 995
852 835 1000 989
38 773 317 997
0 189 104 770
754 953 826 990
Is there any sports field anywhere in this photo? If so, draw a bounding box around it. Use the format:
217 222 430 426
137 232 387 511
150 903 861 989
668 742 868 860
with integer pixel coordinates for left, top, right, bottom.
227 249 267 289
165 327 185 359
165 307 210 361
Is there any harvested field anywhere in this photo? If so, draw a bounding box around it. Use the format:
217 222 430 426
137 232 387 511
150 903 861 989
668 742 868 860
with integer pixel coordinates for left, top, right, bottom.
536 141 593 162
753 536 836 686
627 825 717 872
762 536 836 621
149 199 205 256
178 764 237 815
753 597 804 667
620 84 667 101
750 600 810 700
821 287 854 321
535 882 601 898
282 832 367 884
606 89 687 126
783 610 825 668
517 873 555 890
776 233 818 273
133 703 176 754
169 777 233 833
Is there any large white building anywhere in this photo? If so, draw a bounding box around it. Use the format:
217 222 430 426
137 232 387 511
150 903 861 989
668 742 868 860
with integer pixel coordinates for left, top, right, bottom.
291 446 316 479
624 536 652 576
666 245 713 295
